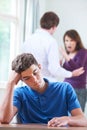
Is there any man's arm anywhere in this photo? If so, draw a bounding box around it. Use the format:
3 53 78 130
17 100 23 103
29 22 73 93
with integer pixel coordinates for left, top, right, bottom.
59 47 85 77
72 67 84 77
47 43 84 78
0 71 21 123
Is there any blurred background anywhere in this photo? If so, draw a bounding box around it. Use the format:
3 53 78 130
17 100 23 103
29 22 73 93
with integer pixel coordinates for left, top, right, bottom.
0 0 87 114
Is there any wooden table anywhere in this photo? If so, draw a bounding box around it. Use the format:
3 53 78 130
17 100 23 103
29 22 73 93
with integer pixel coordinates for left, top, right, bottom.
0 124 87 130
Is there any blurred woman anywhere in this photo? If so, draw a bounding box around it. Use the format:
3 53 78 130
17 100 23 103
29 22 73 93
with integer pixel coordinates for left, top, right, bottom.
60 29 87 112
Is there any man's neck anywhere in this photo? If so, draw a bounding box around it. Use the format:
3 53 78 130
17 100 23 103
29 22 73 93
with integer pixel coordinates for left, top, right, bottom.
42 28 54 35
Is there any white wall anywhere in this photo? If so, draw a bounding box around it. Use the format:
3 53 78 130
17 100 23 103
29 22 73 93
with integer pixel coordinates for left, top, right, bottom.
39 0 87 48
39 0 46 16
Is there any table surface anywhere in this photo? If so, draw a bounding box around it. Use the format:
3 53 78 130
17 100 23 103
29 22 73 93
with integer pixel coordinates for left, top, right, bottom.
0 124 87 130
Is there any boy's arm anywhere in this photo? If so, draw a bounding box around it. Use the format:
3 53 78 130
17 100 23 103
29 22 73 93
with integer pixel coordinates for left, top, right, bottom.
68 109 87 127
0 71 21 123
48 108 87 127
48 83 86 127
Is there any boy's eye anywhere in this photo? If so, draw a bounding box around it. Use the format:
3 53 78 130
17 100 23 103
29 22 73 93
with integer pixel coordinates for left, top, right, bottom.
34 70 38 75
33 69 39 75
22 68 40 81
22 77 30 81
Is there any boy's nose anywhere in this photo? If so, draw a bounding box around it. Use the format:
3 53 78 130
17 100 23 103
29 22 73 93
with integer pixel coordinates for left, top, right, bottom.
31 75 37 82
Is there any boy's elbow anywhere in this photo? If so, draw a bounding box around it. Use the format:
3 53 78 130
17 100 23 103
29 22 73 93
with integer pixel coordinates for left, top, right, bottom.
0 114 12 124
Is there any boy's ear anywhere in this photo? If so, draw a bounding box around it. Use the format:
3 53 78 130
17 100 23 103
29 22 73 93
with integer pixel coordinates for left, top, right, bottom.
38 64 41 69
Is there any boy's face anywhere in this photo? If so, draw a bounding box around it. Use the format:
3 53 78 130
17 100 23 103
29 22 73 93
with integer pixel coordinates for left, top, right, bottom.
21 64 44 91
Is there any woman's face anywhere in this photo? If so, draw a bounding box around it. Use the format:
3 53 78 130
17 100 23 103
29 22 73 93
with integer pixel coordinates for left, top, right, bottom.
64 35 77 53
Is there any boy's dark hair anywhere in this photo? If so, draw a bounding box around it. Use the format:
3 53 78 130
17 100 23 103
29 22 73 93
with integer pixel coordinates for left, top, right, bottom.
40 11 59 29
12 53 38 73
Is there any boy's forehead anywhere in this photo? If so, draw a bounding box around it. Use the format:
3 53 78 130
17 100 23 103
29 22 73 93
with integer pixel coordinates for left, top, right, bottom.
21 64 38 76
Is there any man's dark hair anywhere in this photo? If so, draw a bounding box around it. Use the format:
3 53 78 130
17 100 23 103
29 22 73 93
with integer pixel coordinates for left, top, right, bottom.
40 11 59 29
12 53 38 73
